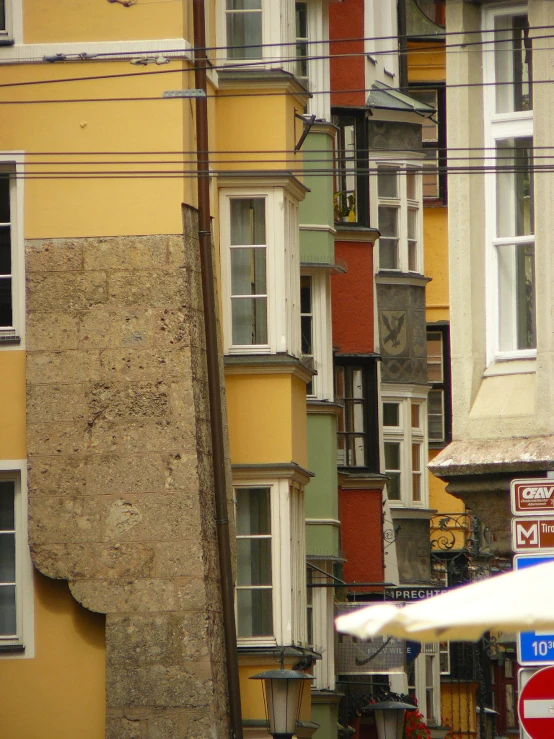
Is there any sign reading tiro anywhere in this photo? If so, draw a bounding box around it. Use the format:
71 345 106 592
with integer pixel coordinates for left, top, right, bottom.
512 517 554 551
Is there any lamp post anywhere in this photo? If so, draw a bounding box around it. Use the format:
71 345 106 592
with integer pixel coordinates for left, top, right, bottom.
250 668 314 739
366 700 417 739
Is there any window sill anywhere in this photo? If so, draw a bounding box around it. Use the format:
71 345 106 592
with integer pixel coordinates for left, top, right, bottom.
0 643 25 653
0 335 21 346
484 357 536 377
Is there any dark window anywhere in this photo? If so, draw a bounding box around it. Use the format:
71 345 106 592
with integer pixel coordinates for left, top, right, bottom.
427 324 451 447
333 111 369 227
414 0 445 28
0 174 12 328
410 85 447 203
0 480 16 638
334 356 379 471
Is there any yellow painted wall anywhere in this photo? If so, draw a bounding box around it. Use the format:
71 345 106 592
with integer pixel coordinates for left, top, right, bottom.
441 681 478 739
226 373 308 468
216 88 306 171
429 450 463 514
0 351 26 459
0 62 200 238
0 572 105 739
424 207 450 323
23 0 187 44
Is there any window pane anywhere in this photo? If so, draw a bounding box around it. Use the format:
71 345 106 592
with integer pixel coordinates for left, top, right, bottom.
428 389 445 442
0 177 10 223
422 150 439 199
237 588 273 638
496 138 533 238
498 242 536 351
230 199 266 245
237 539 272 585
379 239 399 270
351 368 363 399
335 119 357 223
427 332 443 382
227 0 262 8
0 1 5 33
0 277 12 328
227 12 262 59
231 297 268 345
412 443 421 472
296 2 308 80
410 90 439 141
387 472 401 501
335 366 345 399
300 275 312 314
383 402 399 427
495 15 532 114
0 481 14 529
0 534 15 582
378 168 398 198
0 585 16 636
352 401 364 433
407 171 417 201
411 403 420 429
231 247 266 296
353 436 365 466
0 226 11 275
384 442 400 470
236 487 271 535
301 315 312 355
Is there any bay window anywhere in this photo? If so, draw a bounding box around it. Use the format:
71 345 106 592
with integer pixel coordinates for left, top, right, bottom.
376 163 423 274
427 325 451 447
234 477 307 647
334 112 369 226
335 357 379 471
220 179 304 355
484 6 535 361
382 391 429 508
301 269 333 400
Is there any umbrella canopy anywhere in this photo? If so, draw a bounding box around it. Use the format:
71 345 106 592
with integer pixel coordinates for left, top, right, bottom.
336 560 554 643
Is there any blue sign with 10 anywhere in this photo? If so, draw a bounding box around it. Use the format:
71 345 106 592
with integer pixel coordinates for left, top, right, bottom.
515 554 554 666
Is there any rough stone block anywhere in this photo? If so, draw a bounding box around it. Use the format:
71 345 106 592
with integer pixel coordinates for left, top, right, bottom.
106 716 145 739
26 311 79 351
107 271 188 309
152 308 196 349
106 664 212 709
27 421 92 456
99 494 201 543
117 419 196 454
27 350 102 384
106 612 210 667
30 495 102 544
31 542 156 581
26 239 84 272
162 451 199 492
79 309 154 349
27 455 87 496
27 383 87 423
89 382 171 422
98 347 189 383
83 236 169 272
69 578 184 614
27 271 108 312
86 454 165 496
152 541 205 579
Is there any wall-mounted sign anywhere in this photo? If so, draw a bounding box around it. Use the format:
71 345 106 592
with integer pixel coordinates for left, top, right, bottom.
511 480 554 516
512 517 554 551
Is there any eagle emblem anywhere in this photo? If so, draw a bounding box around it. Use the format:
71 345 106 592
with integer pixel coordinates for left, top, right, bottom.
380 311 407 355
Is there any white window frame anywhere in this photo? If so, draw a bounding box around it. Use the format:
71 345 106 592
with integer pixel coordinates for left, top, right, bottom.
220 185 301 356
483 4 535 364
0 461 34 659
409 644 441 726
301 268 333 400
0 0 21 44
218 0 294 70
295 0 330 120
234 478 306 648
373 161 424 275
306 559 335 690
0 154 24 347
381 387 429 509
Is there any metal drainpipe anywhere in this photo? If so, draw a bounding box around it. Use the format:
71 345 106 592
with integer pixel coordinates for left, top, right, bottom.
192 3 243 737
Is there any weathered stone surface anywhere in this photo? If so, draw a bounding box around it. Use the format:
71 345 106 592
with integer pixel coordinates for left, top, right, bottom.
27 311 79 351
32 542 156 580
107 271 188 309
26 239 84 272
98 347 190 383
79 309 154 349
106 612 210 666
27 383 88 422
84 236 171 272
27 271 108 312
26 220 231 738
27 350 102 384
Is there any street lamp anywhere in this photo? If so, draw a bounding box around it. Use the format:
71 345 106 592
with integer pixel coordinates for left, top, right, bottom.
250 668 314 739
366 700 417 739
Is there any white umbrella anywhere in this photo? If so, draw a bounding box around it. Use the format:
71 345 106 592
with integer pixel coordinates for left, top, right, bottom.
336 560 554 643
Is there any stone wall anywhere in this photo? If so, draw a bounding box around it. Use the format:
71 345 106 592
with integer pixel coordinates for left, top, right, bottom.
25 207 231 739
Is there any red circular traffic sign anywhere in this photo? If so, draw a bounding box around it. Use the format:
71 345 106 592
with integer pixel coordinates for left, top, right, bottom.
519 666 554 738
